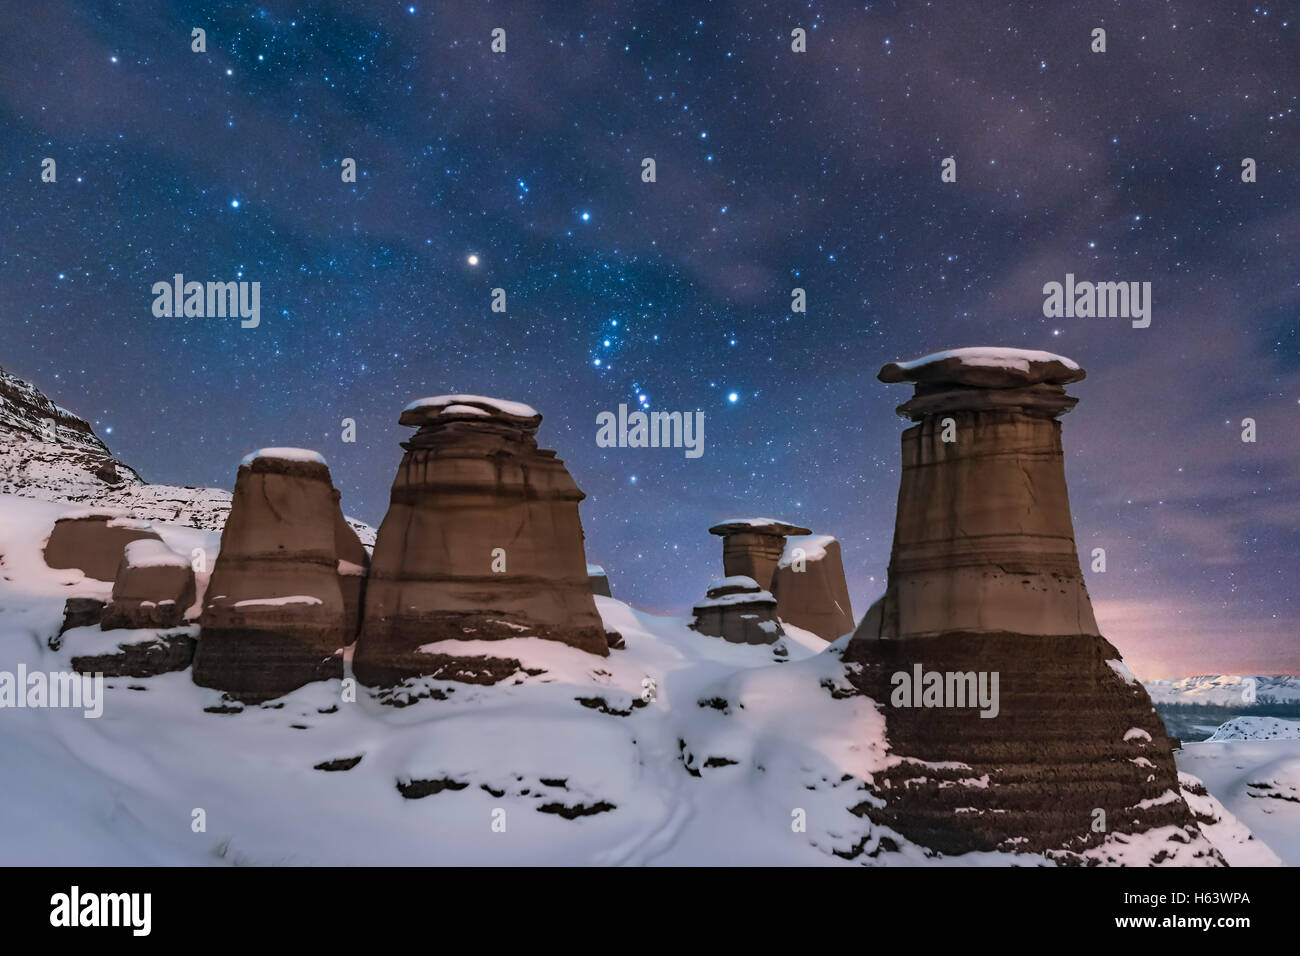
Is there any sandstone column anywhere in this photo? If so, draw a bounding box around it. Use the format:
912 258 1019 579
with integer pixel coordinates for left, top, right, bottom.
859 348 1098 640
353 396 607 688
844 348 1203 858
193 449 350 702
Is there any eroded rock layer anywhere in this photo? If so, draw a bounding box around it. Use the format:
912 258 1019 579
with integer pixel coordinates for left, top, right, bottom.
192 450 349 702
848 348 1208 859
353 396 607 688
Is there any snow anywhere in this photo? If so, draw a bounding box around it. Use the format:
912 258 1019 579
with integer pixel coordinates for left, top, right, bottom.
0 491 1292 867
122 539 189 569
1206 716 1300 742
706 575 758 591
232 596 324 609
1177 746 1300 865
712 517 803 531
239 447 328 468
779 534 836 568
402 395 539 419
1105 658 1139 685
1144 674 1300 706
890 347 1080 373
694 589 776 608
105 517 157 532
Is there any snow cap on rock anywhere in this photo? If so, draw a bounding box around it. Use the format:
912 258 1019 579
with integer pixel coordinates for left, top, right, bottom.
879 347 1085 389
399 395 541 428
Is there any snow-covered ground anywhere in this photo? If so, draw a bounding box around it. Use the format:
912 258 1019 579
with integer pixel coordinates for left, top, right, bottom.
1177 740 1300 866
0 492 1289 866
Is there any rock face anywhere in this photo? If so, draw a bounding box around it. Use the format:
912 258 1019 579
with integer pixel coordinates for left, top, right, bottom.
689 575 784 645
353 396 608 688
332 491 369 640
43 511 163 581
771 535 854 639
101 539 196 630
846 348 1204 859
192 449 351 702
587 564 612 598
708 518 811 591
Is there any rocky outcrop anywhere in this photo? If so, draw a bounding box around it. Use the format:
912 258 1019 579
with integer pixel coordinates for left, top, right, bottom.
101 539 196 629
72 629 198 678
353 396 608 688
771 534 854 639
708 518 811 591
689 575 784 645
192 449 351 702
332 491 369 640
587 564 612 598
43 511 163 581
846 348 1205 859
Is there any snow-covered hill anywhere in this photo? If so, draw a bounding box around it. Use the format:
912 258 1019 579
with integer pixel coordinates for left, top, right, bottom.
0 364 373 544
1207 717 1300 742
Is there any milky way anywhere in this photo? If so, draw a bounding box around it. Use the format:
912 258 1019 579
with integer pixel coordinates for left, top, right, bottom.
1 1 1296 676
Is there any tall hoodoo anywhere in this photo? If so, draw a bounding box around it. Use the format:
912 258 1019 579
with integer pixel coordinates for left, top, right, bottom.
353 395 607 688
192 449 350 703
845 348 1208 859
861 347 1098 640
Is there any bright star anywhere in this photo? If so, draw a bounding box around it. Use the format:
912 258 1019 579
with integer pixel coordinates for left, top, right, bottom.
581 211 591 221
230 199 240 208
467 254 479 266
728 392 739 403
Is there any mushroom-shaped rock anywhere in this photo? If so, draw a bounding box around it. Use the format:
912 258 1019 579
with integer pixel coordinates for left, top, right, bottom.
43 511 163 581
879 347 1086 421
101 539 196 630
192 449 351 702
353 395 607 688
771 534 854 640
844 348 1198 857
708 517 811 592
689 575 784 645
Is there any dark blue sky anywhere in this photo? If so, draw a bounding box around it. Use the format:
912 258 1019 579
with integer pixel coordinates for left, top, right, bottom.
2 1 1296 676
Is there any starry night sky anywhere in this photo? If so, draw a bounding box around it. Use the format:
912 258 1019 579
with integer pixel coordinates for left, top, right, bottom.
1 1 1296 677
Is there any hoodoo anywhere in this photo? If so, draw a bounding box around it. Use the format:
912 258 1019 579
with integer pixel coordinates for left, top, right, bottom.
708 518 810 592
192 449 351 703
845 348 1209 859
771 534 854 640
352 395 608 688
689 575 784 645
